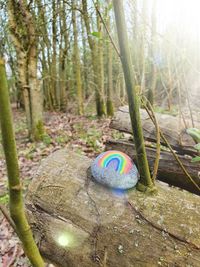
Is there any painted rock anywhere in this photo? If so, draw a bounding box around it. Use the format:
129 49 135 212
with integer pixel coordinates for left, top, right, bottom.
91 150 139 189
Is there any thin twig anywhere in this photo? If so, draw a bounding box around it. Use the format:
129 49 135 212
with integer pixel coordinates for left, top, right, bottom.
0 204 16 231
92 0 120 58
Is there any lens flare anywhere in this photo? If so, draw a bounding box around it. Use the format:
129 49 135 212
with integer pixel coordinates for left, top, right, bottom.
57 233 73 247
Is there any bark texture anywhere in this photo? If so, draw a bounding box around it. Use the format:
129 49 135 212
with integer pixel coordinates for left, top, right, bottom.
26 149 200 267
7 0 44 140
82 0 106 117
110 106 200 155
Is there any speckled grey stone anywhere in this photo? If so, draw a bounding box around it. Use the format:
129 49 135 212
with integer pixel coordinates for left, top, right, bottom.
91 151 139 190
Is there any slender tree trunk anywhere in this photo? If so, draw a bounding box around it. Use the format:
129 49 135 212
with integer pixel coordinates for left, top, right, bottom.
28 45 44 140
147 0 157 106
131 0 140 83
113 0 155 191
59 1 68 111
96 0 106 116
72 0 84 115
81 16 89 99
7 0 44 141
106 1 114 116
0 58 44 267
36 0 53 110
82 0 106 117
140 0 147 93
51 0 58 109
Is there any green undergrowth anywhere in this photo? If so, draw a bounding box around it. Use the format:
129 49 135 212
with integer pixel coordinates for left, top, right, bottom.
154 106 178 116
14 116 27 135
0 193 9 205
111 131 124 140
74 122 103 152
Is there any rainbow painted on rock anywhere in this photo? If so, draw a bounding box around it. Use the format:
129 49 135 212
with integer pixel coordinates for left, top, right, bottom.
98 150 132 174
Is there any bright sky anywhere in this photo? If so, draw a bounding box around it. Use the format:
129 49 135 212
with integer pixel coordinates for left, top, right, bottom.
156 0 200 39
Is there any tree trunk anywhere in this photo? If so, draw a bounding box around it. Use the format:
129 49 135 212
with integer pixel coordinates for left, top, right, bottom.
81 16 89 100
147 0 157 106
58 1 68 112
0 58 44 267
82 0 106 117
51 0 58 109
7 0 44 141
96 0 106 116
28 41 44 140
36 0 53 110
72 0 84 115
140 0 147 93
106 1 114 116
113 0 154 190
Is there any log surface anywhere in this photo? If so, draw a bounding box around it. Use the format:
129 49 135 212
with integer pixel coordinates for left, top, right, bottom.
106 139 200 195
26 149 200 267
110 106 200 155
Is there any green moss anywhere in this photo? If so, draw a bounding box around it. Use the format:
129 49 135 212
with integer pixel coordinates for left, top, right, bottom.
106 99 114 117
0 194 9 205
42 134 52 146
96 99 106 117
55 135 70 145
154 106 178 116
33 120 45 141
112 130 124 140
36 120 44 136
136 182 158 195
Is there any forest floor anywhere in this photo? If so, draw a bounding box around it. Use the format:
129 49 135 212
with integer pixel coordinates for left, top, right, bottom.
0 107 121 267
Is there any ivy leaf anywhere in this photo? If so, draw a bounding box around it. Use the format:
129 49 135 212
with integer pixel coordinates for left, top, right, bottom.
194 143 200 151
186 128 200 143
90 31 101 38
191 156 200 163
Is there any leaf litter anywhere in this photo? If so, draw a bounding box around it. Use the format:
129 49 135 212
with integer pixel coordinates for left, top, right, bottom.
0 107 118 266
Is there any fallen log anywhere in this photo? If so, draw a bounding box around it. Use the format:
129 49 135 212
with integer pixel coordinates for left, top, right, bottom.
106 139 200 195
110 106 200 155
26 149 200 267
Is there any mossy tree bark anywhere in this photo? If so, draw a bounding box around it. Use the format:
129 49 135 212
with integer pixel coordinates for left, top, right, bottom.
51 0 59 109
58 0 68 112
113 0 154 191
96 0 106 116
147 0 157 106
36 0 51 110
7 0 44 141
82 0 106 117
140 0 147 93
106 0 114 116
81 16 89 100
0 59 44 266
72 0 84 115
